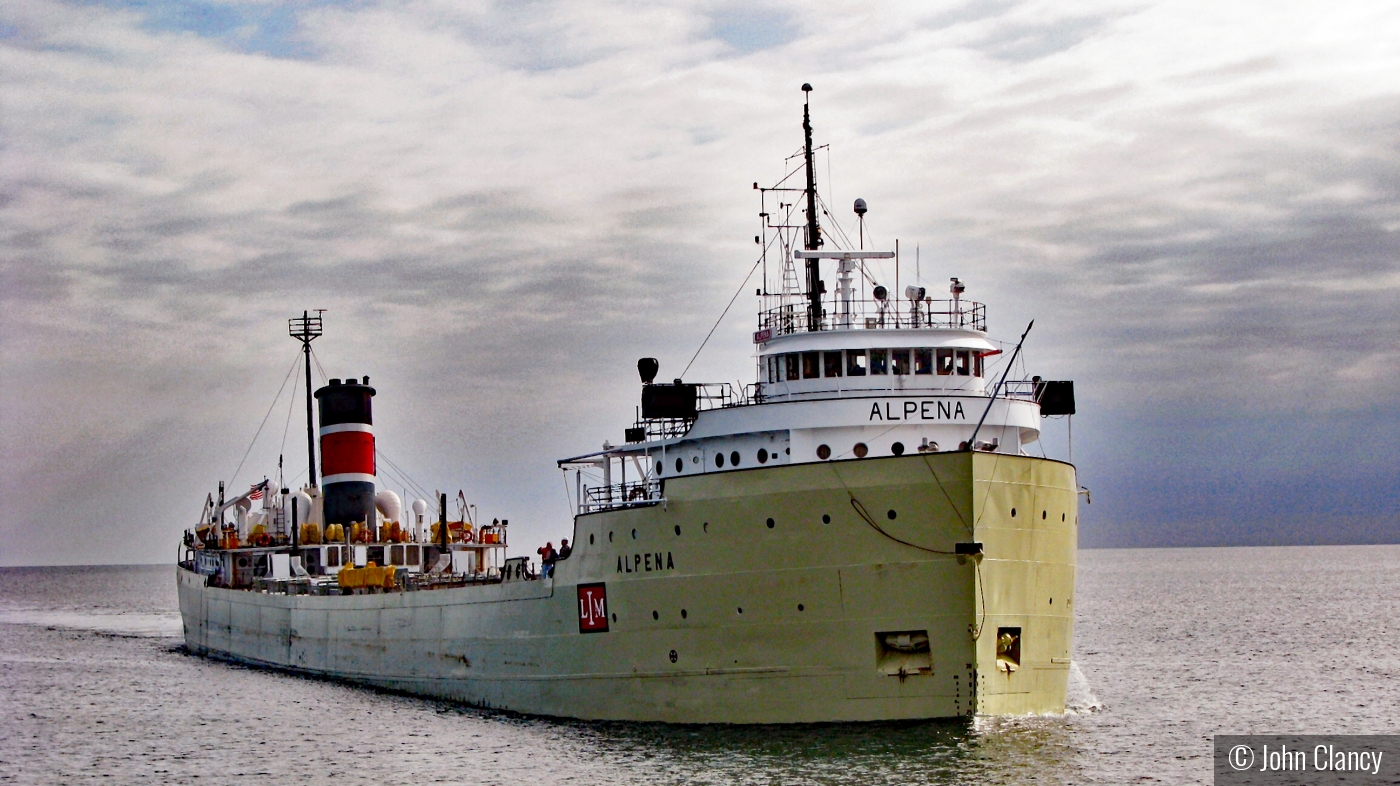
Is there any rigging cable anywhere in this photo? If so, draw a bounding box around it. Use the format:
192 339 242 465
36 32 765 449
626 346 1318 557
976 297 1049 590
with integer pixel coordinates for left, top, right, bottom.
826 454 986 638
847 493 957 555
680 253 765 378
824 462 958 554
307 347 437 504
277 364 300 471
229 351 302 486
376 449 434 505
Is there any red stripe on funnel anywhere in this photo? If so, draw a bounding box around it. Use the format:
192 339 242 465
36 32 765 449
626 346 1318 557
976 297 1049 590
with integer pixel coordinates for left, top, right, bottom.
321 431 375 479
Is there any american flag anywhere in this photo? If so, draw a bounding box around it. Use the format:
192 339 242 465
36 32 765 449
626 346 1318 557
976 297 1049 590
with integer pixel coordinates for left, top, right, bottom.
249 483 265 500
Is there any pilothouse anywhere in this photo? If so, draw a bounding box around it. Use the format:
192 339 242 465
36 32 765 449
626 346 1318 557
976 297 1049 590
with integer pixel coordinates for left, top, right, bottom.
562 84 1073 514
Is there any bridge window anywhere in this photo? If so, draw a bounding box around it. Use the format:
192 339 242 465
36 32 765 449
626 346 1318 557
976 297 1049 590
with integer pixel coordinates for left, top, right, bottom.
785 353 800 381
823 351 843 377
891 349 911 375
802 352 820 379
937 348 954 375
870 349 888 375
975 353 984 377
956 350 971 376
846 349 867 376
766 356 777 383
915 349 933 375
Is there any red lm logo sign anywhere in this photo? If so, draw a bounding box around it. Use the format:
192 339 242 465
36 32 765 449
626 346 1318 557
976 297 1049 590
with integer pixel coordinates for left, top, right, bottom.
577 583 609 633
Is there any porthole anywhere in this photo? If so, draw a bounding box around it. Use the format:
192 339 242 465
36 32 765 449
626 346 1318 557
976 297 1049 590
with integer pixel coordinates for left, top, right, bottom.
631 528 637 539
887 510 897 520
737 607 743 614
692 455 699 464
1042 510 1047 520
766 518 775 529
822 514 830 524
675 458 683 473
715 453 725 468
703 521 709 533
669 649 678 663
589 533 594 544
797 604 805 612
652 610 659 620
1062 513 1066 522
758 448 768 463
681 609 688 619
608 531 613 542
611 613 617 622
656 461 663 475
816 444 831 460
674 525 681 536
785 447 790 455
730 450 740 466
853 442 868 458
1011 508 1017 518
891 441 905 456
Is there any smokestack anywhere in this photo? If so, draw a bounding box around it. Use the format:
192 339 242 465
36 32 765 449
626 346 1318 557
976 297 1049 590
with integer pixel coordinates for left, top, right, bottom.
313 376 377 530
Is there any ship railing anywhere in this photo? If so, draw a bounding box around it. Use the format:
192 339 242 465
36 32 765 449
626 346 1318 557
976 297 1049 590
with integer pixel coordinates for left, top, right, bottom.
694 382 752 411
758 298 986 337
628 417 693 441
627 383 766 442
999 379 1039 400
581 479 662 513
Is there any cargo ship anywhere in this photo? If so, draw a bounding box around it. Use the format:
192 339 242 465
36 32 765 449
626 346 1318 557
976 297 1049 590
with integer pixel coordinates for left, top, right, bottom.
177 86 1081 723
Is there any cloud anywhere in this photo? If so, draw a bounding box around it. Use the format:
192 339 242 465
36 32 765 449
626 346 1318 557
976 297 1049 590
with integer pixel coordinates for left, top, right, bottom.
2 0 1399 563
707 7 798 54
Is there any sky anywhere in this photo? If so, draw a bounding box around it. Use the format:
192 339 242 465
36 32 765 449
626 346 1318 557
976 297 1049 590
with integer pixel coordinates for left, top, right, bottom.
2 0 1398 566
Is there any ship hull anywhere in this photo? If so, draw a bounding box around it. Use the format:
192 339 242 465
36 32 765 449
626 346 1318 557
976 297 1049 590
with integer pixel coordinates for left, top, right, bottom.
178 452 1076 723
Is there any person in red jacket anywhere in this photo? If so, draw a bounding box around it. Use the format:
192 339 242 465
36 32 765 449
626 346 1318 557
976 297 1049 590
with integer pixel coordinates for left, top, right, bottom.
537 542 557 579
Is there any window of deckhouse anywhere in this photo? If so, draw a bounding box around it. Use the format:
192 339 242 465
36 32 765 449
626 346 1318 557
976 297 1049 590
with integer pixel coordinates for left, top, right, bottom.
914 349 934 375
802 352 820 379
891 349 911 375
956 350 971 376
936 348 954 375
974 353 984 377
870 349 888 375
785 354 800 381
823 351 843 377
846 350 867 376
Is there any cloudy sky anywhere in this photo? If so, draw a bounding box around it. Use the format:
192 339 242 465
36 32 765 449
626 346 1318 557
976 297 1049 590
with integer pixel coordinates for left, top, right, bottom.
2 0 1398 565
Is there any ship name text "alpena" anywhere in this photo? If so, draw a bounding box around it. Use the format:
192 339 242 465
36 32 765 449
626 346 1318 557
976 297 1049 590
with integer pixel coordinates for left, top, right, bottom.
868 400 967 422
618 552 675 574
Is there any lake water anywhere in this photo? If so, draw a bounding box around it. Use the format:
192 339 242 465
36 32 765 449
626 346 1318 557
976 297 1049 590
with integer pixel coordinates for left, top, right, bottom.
2 546 1397 784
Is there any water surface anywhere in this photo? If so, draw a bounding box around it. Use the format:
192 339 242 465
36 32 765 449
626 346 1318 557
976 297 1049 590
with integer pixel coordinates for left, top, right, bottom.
2 546 1396 784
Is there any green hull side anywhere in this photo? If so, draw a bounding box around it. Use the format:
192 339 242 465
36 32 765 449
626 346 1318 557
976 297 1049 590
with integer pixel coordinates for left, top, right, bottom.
968 452 1078 715
179 452 1076 723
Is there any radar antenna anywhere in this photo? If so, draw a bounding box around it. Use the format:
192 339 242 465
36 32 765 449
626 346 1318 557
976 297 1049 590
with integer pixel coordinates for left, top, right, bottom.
289 310 324 488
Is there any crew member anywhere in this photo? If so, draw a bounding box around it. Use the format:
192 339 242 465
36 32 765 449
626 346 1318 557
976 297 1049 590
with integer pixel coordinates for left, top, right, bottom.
537 542 557 579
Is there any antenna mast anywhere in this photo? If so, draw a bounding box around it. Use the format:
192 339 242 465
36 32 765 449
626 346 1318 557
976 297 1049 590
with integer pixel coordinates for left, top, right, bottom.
289 310 324 489
801 83 823 331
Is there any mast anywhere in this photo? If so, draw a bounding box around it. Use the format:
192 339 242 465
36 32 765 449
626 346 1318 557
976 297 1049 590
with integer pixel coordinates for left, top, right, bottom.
289 310 324 489
802 83 823 331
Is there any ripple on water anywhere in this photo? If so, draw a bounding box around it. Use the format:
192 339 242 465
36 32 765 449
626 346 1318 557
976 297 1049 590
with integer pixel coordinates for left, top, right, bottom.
2 547 1399 785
